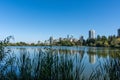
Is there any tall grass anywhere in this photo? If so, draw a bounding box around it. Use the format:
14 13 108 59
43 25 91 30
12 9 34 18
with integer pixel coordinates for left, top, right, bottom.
0 36 16 80
0 37 120 80
89 53 120 80
0 43 86 80
15 48 85 80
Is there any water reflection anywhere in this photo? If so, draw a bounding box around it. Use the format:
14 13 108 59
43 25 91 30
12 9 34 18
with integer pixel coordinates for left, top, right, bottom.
14 46 120 65
0 46 120 80
89 54 96 64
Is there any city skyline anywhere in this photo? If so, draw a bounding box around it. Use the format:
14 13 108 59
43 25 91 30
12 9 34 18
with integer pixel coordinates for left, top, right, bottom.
0 0 120 42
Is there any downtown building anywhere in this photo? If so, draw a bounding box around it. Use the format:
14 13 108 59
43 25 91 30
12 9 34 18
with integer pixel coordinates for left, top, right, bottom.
49 36 53 44
118 28 120 37
89 29 96 39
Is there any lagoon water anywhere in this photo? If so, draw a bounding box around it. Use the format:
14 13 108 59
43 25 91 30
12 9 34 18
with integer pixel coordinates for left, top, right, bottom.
3 46 120 79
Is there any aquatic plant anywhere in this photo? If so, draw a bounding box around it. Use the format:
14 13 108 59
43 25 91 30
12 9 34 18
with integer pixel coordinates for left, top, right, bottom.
0 37 120 80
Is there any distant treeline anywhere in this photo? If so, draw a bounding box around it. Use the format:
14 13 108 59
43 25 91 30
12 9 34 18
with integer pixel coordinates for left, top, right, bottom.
7 35 120 47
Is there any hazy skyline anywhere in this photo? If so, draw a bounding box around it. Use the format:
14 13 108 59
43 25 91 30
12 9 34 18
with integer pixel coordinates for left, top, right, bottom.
0 0 120 42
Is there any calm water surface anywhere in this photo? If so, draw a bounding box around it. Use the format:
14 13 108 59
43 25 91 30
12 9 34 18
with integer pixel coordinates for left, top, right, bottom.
7 46 119 74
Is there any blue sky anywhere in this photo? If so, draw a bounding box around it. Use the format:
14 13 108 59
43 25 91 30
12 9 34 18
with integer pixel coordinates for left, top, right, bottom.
0 0 120 42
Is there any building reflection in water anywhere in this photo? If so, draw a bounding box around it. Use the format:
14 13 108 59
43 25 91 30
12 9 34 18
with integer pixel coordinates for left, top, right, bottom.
51 47 85 61
89 54 96 64
87 47 96 64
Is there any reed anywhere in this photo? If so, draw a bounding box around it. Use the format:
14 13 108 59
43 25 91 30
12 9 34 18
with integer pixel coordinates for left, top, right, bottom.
0 37 120 80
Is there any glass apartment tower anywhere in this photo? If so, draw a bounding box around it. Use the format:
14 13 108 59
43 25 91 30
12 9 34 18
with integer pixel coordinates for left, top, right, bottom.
89 29 96 39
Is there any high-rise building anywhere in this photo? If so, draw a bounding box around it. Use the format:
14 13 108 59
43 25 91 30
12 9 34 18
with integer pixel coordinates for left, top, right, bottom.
59 37 62 42
118 28 120 37
79 35 84 43
89 29 96 39
80 36 84 41
67 35 70 40
49 36 53 44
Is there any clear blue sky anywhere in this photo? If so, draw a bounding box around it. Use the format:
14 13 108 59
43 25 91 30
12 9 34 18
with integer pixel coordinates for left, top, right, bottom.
0 0 120 42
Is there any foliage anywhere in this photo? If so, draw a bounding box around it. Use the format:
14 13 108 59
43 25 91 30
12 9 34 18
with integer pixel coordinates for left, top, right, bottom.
56 40 75 46
7 35 120 47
